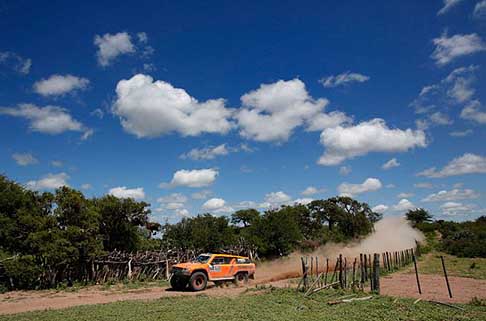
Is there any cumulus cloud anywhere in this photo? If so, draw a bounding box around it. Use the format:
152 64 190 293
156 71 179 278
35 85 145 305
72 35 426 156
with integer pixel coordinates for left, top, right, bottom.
372 204 389 214
301 186 325 196
440 201 474 215
0 103 91 138
411 65 478 115
319 71 370 88
417 153 486 178
113 74 234 138
431 33 485 66
449 129 473 137
437 0 465 15
382 158 400 170
26 173 69 190
397 192 414 198
422 188 480 202
191 190 212 200
202 198 233 213
108 186 145 199
180 144 229 160
236 79 339 142
318 119 426 165
12 153 38 166
94 32 135 66
293 198 314 205
338 178 382 197
461 100 486 124
0 51 31 74
339 166 352 176
474 0 486 19
33 74 89 97
262 191 292 207
161 169 218 188
306 111 353 132
392 199 416 212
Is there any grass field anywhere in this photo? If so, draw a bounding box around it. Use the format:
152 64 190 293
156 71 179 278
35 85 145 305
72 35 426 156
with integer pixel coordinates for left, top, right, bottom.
1 288 485 321
414 252 486 280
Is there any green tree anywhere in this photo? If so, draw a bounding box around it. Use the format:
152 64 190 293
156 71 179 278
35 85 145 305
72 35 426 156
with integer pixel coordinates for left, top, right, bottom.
406 208 432 226
231 209 260 227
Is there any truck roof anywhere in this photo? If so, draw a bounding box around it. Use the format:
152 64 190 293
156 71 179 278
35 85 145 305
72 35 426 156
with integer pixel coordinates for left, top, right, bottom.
201 253 249 259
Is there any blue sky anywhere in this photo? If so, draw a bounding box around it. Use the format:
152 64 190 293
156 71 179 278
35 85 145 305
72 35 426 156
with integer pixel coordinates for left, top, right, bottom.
1 0 486 223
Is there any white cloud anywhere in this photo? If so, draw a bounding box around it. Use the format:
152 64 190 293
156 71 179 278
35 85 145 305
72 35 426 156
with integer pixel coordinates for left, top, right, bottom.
264 191 292 206
26 173 69 190
157 193 188 203
431 33 485 66
429 112 453 125
382 158 400 170
338 178 382 197
33 74 89 97
94 32 135 66
301 186 325 196
175 208 190 217
191 190 212 200
137 32 148 43
461 100 486 124
90 108 104 119
372 204 388 214
236 79 333 142
0 51 31 74
318 119 426 165
414 182 434 189
397 192 414 198
108 186 145 199
437 0 465 15
50 160 63 167
319 71 370 88
293 198 314 205
339 166 352 176
449 129 473 137
180 144 229 160
12 153 38 166
440 201 474 215
113 74 234 138
161 169 218 188
417 153 486 178
202 198 233 213
306 111 353 132
474 0 486 18
422 189 480 202
0 103 91 138
392 199 416 212
81 183 92 190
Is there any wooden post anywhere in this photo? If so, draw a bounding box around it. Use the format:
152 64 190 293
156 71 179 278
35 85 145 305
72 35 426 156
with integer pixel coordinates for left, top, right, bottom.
364 254 368 281
360 253 364 289
316 256 319 286
339 254 344 288
412 254 422 294
325 258 329 285
352 258 357 289
165 259 170 280
373 253 380 294
440 256 453 298
387 252 391 271
301 257 309 290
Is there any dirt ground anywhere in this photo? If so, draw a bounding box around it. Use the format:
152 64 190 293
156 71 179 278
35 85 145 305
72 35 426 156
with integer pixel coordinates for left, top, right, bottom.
1 273 485 315
0 280 291 315
380 272 486 303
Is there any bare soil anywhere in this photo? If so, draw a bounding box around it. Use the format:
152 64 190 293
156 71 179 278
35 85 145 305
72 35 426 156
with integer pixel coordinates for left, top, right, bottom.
0 280 291 315
380 272 486 303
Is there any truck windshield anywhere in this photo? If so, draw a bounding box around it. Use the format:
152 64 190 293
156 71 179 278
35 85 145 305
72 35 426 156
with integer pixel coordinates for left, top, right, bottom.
195 255 211 263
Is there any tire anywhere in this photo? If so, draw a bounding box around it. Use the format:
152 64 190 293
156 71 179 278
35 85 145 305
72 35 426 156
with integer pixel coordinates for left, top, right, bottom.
170 276 187 291
189 272 207 291
233 272 249 286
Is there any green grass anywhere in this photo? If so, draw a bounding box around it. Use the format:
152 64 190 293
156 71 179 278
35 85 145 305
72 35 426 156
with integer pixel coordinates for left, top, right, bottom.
1 288 485 321
412 252 486 280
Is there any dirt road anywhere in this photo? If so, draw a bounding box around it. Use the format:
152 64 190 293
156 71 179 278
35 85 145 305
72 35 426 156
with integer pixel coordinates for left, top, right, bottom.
0 280 291 315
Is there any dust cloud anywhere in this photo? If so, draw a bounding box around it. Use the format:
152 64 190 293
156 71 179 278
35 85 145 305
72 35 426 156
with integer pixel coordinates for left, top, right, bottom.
255 216 424 283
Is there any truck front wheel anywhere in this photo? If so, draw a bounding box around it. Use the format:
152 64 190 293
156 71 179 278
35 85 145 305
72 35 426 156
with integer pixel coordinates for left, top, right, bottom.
189 272 207 291
170 276 187 291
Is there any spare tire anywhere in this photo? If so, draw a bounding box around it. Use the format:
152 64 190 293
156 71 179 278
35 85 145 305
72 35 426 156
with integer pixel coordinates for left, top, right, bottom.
189 272 207 291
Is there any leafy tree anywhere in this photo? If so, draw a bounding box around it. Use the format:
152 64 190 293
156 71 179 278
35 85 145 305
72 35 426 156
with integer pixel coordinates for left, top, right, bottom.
231 209 260 227
406 208 432 226
328 196 380 237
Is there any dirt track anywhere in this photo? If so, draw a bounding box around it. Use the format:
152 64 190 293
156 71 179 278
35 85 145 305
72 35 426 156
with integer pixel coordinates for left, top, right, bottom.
1 274 485 315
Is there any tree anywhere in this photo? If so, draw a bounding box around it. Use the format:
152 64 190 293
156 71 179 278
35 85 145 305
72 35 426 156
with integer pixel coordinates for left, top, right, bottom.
308 199 342 231
406 208 432 226
231 209 260 227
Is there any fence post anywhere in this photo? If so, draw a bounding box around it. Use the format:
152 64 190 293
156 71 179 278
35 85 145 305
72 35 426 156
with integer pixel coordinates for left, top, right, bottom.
338 254 344 288
360 253 364 289
373 253 380 294
412 254 422 294
440 256 453 298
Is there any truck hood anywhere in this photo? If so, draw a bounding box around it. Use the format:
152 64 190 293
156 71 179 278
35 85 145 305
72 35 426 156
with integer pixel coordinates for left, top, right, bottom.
172 262 208 269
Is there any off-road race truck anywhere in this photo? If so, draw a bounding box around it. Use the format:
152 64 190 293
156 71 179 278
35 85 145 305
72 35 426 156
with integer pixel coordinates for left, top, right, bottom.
170 253 256 291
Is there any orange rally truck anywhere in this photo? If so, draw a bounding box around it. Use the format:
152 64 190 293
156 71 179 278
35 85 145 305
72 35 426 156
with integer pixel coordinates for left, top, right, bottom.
170 253 256 291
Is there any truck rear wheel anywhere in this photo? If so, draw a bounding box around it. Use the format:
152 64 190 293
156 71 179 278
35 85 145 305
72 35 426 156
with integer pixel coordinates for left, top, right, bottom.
234 272 249 286
189 272 207 291
170 276 187 291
